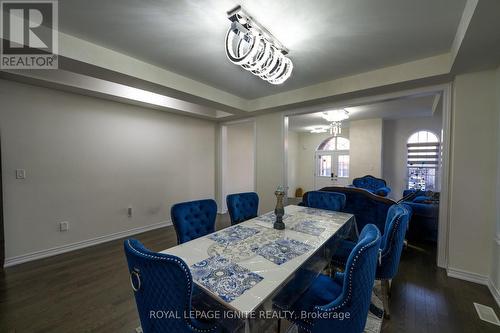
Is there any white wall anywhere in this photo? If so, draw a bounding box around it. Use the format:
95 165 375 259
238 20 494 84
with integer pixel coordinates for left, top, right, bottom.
349 119 383 181
383 115 442 200
287 130 299 197
492 66 500 302
0 79 216 260
448 70 498 279
255 112 284 213
226 121 255 195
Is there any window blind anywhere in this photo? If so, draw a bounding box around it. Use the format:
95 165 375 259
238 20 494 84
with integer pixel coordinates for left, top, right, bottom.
407 142 440 168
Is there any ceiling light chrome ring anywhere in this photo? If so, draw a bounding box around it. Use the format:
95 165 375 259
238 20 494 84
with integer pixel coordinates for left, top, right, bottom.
258 46 280 78
225 28 261 65
245 37 270 71
269 58 293 84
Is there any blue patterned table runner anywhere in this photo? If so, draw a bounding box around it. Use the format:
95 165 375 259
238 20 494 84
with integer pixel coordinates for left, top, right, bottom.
191 256 263 302
207 225 260 245
290 220 326 236
255 238 313 265
254 211 291 223
299 207 341 218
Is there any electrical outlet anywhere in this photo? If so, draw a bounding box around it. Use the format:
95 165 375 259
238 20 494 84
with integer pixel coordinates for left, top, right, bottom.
16 169 26 179
127 207 133 218
59 221 69 232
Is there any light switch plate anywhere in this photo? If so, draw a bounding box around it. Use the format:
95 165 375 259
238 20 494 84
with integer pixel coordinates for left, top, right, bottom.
59 221 69 232
16 169 26 179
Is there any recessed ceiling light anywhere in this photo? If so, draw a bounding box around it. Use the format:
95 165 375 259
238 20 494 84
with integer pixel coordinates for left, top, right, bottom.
321 109 349 122
310 126 329 133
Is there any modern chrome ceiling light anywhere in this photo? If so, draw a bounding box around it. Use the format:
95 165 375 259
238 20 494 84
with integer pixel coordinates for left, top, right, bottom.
225 5 293 85
321 109 350 136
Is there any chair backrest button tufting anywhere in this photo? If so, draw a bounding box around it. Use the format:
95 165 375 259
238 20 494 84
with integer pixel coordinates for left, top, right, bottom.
171 199 217 244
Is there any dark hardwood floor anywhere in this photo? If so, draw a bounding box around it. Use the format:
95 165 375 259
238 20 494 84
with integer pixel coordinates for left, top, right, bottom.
382 242 499 333
1 215 499 333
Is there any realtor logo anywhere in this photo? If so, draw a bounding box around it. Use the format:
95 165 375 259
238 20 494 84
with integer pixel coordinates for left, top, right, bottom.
1 0 58 69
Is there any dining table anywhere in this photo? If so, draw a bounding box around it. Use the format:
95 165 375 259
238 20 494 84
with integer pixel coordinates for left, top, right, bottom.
162 204 357 333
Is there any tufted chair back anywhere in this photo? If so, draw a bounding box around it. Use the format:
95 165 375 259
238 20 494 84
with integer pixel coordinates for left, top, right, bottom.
124 239 218 333
314 224 381 333
303 191 346 212
171 199 217 244
377 204 412 279
352 175 391 197
226 192 259 225
352 175 386 191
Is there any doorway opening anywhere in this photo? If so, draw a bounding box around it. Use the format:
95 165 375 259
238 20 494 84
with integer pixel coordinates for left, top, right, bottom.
315 136 351 189
283 83 452 269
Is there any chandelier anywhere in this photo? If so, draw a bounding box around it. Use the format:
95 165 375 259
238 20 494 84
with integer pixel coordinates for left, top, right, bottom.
225 6 293 85
321 110 349 136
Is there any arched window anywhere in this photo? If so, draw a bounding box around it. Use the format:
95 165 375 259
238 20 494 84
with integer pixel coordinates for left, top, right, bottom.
408 131 439 144
407 130 440 190
317 136 350 151
316 136 350 180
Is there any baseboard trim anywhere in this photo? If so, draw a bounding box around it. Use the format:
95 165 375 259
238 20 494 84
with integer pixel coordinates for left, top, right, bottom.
488 279 500 308
4 220 172 268
447 267 489 285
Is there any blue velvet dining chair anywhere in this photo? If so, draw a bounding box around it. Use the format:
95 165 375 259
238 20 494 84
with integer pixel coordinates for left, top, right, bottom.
375 203 411 318
171 199 217 244
331 203 411 318
123 239 220 333
303 191 346 211
276 224 381 333
226 192 259 225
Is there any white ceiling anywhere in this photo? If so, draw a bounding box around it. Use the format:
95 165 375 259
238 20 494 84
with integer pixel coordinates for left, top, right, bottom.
58 0 466 99
288 94 439 132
